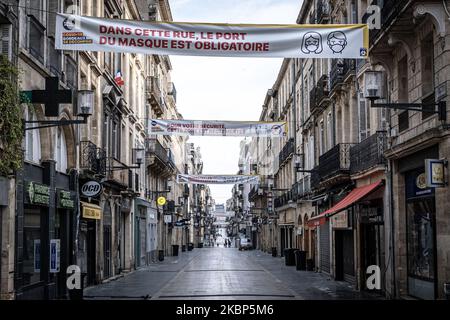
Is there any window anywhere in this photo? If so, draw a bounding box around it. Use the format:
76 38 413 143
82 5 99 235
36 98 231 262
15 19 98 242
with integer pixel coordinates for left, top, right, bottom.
319 120 325 155
23 208 41 286
421 33 435 120
28 16 45 64
24 106 41 163
398 55 409 103
421 34 434 96
398 110 409 132
112 120 118 159
55 127 68 172
326 112 333 150
0 24 12 60
48 38 61 76
65 55 77 89
358 91 370 141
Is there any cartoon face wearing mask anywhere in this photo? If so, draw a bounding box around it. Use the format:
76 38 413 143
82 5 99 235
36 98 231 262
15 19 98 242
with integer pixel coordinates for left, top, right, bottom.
327 31 348 54
301 32 323 54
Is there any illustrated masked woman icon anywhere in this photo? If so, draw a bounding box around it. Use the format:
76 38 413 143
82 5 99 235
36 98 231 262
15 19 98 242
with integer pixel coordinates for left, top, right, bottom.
301 32 323 54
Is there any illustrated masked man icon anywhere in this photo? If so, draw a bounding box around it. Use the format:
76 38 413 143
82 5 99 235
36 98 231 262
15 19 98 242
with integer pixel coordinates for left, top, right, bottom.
327 31 348 54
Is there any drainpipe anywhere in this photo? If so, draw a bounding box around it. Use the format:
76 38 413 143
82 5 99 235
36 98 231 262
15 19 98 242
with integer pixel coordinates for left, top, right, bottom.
388 158 396 298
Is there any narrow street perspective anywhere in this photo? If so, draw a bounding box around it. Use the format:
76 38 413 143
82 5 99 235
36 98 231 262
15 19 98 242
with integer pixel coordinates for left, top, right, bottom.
84 245 381 300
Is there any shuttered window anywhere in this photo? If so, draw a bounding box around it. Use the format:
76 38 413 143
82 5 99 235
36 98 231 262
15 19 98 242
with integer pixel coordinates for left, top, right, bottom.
0 24 11 60
320 221 330 274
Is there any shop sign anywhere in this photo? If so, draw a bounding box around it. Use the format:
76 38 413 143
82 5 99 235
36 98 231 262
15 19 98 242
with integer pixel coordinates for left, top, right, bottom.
157 196 166 206
57 189 76 209
406 170 434 199
26 181 50 206
332 210 349 229
82 202 102 220
164 215 172 223
360 207 383 224
50 239 60 273
81 180 102 198
425 159 447 188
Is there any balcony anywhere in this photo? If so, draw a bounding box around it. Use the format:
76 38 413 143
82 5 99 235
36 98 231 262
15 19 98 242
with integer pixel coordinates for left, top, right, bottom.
106 158 131 188
330 59 356 93
319 143 353 182
80 141 106 176
147 139 175 176
296 175 312 199
309 75 330 114
350 131 387 174
146 76 164 116
362 0 410 46
316 0 330 24
278 138 295 167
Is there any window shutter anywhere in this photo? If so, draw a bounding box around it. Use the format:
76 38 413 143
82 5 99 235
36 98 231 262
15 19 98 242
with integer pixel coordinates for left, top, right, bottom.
358 92 367 141
0 24 11 60
48 0 59 38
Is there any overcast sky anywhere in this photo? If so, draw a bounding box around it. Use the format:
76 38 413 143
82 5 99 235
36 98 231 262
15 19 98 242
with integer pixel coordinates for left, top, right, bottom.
169 0 303 205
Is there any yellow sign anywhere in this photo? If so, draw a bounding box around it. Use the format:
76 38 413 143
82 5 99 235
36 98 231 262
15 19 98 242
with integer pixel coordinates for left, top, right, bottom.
157 196 166 206
81 202 101 220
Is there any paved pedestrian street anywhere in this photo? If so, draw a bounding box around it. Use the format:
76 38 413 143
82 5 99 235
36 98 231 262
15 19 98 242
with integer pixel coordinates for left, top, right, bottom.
84 247 383 300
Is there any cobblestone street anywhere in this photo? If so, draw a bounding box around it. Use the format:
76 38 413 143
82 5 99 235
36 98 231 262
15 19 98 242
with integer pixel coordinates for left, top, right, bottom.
84 247 384 300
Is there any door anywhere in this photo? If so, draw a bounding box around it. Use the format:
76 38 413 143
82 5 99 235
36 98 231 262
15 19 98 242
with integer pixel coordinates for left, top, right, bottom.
320 222 330 274
103 225 111 279
86 220 96 285
280 228 285 256
335 230 355 282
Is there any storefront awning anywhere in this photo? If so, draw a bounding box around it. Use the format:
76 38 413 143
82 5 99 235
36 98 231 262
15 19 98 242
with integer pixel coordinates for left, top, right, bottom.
307 180 384 228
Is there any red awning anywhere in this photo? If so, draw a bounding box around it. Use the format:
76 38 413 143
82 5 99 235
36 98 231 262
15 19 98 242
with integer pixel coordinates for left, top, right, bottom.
307 180 383 228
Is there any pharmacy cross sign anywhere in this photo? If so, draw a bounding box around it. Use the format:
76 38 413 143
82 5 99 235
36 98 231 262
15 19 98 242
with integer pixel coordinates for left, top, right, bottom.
30 77 72 117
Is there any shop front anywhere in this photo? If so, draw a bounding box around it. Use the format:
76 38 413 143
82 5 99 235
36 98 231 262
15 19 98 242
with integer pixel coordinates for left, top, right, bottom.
79 201 101 286
16 161 77 300
134 198 152 267
404 169 436 299
332 210 355 284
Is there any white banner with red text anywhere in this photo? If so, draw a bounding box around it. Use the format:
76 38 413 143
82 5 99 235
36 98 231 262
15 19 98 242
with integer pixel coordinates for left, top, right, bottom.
149 119 287 137
55 14 369 58
177 174 260 185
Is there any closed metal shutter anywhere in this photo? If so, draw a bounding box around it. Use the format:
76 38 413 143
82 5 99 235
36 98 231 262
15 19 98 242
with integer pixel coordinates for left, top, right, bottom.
320 222 330 274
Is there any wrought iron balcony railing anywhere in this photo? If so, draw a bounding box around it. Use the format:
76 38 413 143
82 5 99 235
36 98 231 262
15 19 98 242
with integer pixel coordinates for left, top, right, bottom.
319 143 353 180
278 138 295 166
147 139 175 171
362 0 409 46
330 59 355 92
80 141 106 176
146 76 164 115
310 75 330 113
316 0 330 24
350 131 387 174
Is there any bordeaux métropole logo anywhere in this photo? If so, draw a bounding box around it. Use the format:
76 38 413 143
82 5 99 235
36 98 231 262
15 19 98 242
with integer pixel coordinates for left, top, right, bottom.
63 17 76 31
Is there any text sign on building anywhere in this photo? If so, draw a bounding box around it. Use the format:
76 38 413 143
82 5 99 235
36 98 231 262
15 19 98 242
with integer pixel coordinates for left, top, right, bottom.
164 215 172 224
50 239 60 273
25 181 50 206
82 202 102 220
425 159 447 188
331 210 349 229
55 14 368 59
81 180 102 197
57 189 76 209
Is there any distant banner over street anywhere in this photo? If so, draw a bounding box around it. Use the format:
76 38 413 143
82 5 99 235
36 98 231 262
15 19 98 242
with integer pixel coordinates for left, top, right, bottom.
149 119 287 137
55 14 369 58
177 174 260 185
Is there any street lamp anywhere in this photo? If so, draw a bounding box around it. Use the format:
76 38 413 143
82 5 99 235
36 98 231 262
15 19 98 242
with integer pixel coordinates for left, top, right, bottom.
110 147 144 170
24 89 94 131
77 90 94 117
364 70 447 121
